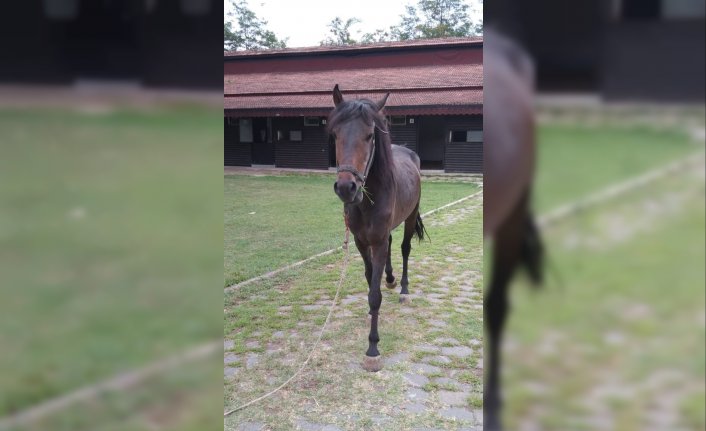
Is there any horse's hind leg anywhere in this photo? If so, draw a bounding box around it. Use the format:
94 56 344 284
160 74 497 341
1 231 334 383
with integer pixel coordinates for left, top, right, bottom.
399 208 418 303
485 196 527 431
385 234 396 289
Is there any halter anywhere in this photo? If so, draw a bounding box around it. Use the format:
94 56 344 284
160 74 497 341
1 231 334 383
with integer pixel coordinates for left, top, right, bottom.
336 131 376 191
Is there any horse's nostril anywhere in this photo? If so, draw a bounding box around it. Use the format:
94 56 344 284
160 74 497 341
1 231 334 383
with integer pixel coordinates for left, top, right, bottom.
333 182 339 192
350 182 356 192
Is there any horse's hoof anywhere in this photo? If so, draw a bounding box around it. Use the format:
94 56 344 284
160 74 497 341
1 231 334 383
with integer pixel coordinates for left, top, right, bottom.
362 355 383 372
399 294 411 304
385 280 397 289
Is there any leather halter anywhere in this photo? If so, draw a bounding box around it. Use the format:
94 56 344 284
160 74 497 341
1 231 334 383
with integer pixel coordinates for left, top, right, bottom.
336 132 376 190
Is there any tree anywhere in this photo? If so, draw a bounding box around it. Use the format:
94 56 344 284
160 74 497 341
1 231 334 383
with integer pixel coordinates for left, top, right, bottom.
390 0 481 40
320 17 362 46
224 0 287 51
317 1 481 47
361 29 394 44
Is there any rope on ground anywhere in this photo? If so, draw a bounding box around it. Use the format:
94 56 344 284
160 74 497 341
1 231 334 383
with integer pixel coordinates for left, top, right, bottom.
0 341 220 430
538 151 704 228
223 215 352 417
421 190 483 218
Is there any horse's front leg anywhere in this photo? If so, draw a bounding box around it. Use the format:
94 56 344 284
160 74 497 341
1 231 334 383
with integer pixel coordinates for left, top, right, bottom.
362 239 388 372
353 236 372 287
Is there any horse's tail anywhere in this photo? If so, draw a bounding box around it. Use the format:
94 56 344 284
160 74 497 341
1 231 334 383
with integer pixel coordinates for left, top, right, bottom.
521 212 544 286
414 212 428 242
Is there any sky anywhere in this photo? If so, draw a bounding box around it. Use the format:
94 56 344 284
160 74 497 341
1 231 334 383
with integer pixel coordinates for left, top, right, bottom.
225 0 482 48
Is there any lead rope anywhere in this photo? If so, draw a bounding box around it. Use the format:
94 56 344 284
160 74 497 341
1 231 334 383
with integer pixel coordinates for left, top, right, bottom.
224 211 351 417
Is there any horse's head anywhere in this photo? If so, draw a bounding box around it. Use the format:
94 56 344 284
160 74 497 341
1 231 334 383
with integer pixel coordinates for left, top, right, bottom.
328 84 389 204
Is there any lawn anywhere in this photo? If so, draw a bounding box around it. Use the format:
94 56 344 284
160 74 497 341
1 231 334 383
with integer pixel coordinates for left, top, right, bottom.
222 116 704 429
534 123 698 212
0 107 223 430
498 116 706 430
224 175 479 286
224 190 484 430
504 158 705 430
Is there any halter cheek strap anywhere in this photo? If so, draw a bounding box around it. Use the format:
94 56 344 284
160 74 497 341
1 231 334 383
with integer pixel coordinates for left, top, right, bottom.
336 134 376 190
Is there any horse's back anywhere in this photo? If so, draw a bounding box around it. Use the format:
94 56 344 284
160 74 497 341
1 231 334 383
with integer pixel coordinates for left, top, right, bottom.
484 27 536 237
392 144 421 169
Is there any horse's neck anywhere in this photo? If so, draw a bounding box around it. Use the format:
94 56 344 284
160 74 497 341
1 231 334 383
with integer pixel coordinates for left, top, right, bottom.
362 163 395 210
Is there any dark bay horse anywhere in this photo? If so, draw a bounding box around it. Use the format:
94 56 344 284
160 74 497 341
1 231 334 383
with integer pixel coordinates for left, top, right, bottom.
328 84 426 372
484 28 545 430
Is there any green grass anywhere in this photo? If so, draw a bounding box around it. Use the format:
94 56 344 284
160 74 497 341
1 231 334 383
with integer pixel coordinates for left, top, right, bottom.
498 119 706 430
0 107 223 429
224 193 483 430
5 354 222 431
224 175 478 286
534 123 698 212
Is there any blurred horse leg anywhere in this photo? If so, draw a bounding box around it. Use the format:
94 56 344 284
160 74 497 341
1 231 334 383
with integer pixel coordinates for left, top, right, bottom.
485 191 528 431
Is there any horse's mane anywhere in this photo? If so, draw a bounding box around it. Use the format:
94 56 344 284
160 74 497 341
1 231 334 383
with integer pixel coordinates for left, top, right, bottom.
327 98 394 187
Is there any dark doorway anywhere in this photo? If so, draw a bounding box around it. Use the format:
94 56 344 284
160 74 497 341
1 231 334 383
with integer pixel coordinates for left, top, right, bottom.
329 135 337 167
417 117 445 170
622 0 661 20
63 1 141 80
251 118 274 165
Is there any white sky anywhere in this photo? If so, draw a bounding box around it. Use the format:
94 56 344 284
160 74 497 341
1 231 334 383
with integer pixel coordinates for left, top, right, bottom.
225 0 482 48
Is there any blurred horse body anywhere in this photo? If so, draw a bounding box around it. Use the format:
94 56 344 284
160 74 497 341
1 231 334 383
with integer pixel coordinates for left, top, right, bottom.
484 28 545 431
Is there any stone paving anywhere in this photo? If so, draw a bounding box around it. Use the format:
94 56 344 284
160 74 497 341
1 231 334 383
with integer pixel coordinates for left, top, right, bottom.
225 194 483 430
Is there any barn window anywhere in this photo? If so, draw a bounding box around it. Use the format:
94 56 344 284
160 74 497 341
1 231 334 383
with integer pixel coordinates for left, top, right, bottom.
181 0 210 15
239 119 253 142
450 130 483 143
622 0 659 19
663 0 705 19
289 130 302 141
304 117 320 127
43 0 78 19
389 116 406 126
450 130 467 142
467 130 483 142
616 0 705 20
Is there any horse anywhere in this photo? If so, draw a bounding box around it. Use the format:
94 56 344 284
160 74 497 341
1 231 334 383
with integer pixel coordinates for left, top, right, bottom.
483 28 545 430
328 84 427 372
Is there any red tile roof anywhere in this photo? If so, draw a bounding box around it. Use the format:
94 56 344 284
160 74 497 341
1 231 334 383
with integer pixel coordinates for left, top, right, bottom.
225 64 482 95
224 38 483 116
224 89 483 116
224 37 482 58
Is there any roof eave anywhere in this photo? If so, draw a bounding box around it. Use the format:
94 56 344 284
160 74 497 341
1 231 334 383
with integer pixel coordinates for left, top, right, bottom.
224 104 483 117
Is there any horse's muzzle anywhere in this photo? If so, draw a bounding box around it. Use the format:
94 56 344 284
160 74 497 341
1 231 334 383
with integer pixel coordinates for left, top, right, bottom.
333 179 361 204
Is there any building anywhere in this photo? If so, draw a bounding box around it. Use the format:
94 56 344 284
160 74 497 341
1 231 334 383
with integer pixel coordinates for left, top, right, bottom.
486 0 705 101
1 0 222 89
224 38 483 173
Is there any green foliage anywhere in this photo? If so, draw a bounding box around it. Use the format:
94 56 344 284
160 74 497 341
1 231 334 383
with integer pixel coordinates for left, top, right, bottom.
391 4 424 40
360 28 394 44
391 0 481 40
325 1 481 46
320 17 362 46
224 0 287 51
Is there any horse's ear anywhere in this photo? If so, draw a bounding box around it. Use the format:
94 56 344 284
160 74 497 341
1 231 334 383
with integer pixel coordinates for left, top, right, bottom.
376 92 390 111
333 84 344 107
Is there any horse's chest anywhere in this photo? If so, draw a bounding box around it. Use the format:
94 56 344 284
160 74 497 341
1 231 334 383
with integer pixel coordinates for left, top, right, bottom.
348 213 390 245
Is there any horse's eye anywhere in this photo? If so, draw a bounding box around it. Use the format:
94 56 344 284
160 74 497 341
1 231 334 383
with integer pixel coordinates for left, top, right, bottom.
366 133 373 141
